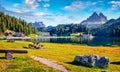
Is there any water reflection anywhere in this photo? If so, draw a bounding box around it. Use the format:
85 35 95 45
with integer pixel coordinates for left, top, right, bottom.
1 36 119 46
28 37 120 46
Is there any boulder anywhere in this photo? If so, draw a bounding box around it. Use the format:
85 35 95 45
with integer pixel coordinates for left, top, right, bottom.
73 55 110 67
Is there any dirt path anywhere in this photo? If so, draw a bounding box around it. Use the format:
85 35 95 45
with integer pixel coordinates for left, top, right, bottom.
31 56 70 72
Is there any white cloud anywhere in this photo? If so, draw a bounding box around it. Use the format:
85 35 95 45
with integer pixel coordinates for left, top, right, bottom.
13 3 20 7
64 6 71 10
92 2 97 5
109 1 120 10
24 0 50 9
37 0 42 2
110 1 120 4
64 1 85 11
38 0 49 2
15 10 31 14
24 0 39 9
34 12 45 16
13 0 50 11
43 4 50 8
0 4 80 26
43 0 49 2
64 1 98 11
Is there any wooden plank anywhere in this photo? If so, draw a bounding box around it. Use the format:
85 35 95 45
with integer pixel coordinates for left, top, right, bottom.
0 49 28 53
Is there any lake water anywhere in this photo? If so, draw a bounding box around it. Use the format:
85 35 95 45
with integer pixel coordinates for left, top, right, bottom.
0 36 120 46
28 37 120 46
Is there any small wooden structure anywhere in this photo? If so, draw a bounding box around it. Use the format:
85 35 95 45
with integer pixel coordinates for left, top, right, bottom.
0 49 28 59
29 42 43 49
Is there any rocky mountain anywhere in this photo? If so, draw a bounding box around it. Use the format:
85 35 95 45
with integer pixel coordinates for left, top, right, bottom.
81 12 107 28
30 21 45 30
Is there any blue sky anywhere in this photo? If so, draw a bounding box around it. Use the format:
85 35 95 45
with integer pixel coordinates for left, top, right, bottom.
0 0 120 26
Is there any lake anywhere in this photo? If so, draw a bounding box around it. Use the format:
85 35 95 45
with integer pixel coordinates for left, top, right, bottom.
28 36 120 46
0 36 120 46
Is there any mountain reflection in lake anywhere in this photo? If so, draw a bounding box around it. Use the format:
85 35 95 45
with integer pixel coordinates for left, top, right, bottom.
29 37 120 46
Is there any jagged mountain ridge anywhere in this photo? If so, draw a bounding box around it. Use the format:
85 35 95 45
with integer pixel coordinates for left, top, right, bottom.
80 12 108 28
30 21 45 29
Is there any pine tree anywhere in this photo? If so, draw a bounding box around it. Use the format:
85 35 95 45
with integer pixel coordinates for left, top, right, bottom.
0 11 38 35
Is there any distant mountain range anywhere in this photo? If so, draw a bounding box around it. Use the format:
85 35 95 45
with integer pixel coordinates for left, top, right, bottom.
80 12 107 28
30 21 46 31
32 12 120 37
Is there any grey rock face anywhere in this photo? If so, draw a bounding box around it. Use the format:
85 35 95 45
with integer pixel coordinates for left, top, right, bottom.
73 55 110 67
80 12 108 28
30 21 45 28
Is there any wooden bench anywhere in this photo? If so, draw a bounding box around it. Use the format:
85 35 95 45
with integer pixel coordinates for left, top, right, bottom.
0 49 28 59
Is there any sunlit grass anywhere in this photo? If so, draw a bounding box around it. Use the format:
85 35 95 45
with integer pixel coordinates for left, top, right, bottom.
0 40 120 72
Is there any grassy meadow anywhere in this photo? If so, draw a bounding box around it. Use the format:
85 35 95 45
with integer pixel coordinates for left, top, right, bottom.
0 40 120 72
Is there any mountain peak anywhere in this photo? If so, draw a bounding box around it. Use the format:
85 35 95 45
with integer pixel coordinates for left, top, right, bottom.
99 12 106 18
99 12 104 16
90 12 99 18
92 12 98 15
99 12 107 22
80 12 108 28
30 21 45 28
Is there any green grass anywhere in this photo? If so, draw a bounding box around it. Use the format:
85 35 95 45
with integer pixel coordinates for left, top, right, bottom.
0 40 120 72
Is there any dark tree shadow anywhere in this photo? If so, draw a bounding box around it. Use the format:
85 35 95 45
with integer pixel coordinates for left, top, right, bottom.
0 57 6 59
65 61 92 68
66 61 108 69
23 46 28 49
111 62 120 65
0 57 16 60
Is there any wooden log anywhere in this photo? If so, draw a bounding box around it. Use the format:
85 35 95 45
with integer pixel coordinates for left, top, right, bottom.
0 49 28 53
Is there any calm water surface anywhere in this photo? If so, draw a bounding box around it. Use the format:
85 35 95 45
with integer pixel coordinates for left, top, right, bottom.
29 37 120 46
1 36 119 46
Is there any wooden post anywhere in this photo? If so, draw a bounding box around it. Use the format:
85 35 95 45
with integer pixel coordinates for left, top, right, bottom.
5 52 13 59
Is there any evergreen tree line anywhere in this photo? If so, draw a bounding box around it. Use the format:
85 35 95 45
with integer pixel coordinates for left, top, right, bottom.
0 12 38 35
92 20 120 37
111 22 120 37
47 24 88 36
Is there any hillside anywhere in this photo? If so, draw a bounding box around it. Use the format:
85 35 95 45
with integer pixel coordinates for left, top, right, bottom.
0 12 38 35
92 17 120 37
48 24 88 36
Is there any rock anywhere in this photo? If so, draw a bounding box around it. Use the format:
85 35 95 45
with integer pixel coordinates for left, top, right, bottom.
30 21 45 29
73 55 110 67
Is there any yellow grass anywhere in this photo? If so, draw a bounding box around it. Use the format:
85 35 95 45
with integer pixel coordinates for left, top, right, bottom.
0 40 120 72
